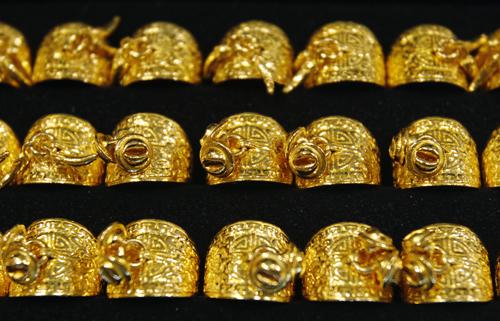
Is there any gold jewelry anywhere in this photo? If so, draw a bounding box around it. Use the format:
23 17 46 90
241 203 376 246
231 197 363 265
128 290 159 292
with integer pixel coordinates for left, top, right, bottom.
389 117 480 188
0 120 21 189
200 113 292 185
401 223 493 303
204 20 293 94
33 17 119 86
204 220 302 302
98 219 199 298
284 21 385 93
15 114 105 186
469 30 500 91
0 22 32 87
97 113 191 186
113 22 202 86
1 218 100 297
387 25 480 90
286 116 380 188
0 233 9 296
483 127 500 187
302 222 400 302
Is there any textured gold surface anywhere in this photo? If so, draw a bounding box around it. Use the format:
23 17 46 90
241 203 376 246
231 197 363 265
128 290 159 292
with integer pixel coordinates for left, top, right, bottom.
401 223 493 303
302 222 400 302
387 25 478 90
287 116 380 188
204 20 293 94
204 220 302 302
284 21 384 92
496 257 500 296
33 18 118 86
483 127 500 187
98 113 191 186
2 219 100 297
15 114 105 186
113 22 202 86
0 120 21 189
200 113 292 185
98 219 199 298
0 233 9 296
469 29 500 91
389 117 480 188
0 22 32 87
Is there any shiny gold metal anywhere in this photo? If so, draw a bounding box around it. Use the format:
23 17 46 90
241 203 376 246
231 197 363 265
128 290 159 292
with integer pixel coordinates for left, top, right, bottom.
200 113 292 185
98 219 199 298
401 223 493 303
302 222 401 302
113 22 202 86
0 233 9 296
387 25 481 90
15 114 105 186
0 22 32 87
284 21 385 93
0 120 21 189
483 127 500 187
496 256 500 296
204 220 302 302
204 20 293 94
389 117 480 188
97 113 191 186
1 218 100 297
469 30 500 91
33 17 119 86
286 116 380 188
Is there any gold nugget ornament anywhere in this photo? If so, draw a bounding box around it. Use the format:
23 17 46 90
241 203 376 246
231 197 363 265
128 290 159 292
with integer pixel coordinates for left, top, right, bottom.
98 219 199 298
204 220 302 302
15 114 105 186
33 17 119 86
286 116 380 188
389 117 480 188
0 22 32 87
401 223 493 303
483 127 500 187
113 22 202 85
469 29 500 91
284 22 385 92
387 25 481 90
97 113 191 186
0 120 21 188
204 20 293 94
200 113 292 185
1 219 100 296
302 222 401 302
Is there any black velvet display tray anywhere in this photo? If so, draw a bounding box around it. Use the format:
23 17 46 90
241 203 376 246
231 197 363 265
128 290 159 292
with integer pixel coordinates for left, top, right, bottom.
0 2 499 321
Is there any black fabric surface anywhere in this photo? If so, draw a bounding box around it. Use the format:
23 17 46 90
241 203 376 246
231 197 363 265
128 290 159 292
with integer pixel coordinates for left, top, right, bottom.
0 2 499 321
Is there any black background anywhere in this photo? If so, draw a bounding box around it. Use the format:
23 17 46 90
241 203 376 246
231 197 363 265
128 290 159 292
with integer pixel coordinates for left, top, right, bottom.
0 2 499 321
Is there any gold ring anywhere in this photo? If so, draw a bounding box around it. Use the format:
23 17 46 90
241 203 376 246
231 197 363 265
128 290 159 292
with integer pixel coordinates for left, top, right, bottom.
15 114 105 186
33 17 119 86
204 20 293 94
98 113 191 186
483 127 500 187
1 218 100 296
389 117 481 188
286 116 380 188
284 21 384 93
302 222 400 302
401 223 493 303
0 22 32 87
113 22 202 86
387 24 480 90
98 219 199 298
204 220 302 302
469 30 500 91
0 119 21 189
200 113 292 185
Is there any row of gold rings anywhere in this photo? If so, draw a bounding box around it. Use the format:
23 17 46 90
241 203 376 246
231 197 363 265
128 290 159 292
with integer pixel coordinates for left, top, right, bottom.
1 19 500 92
0 113 499 188
0 219 497 303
